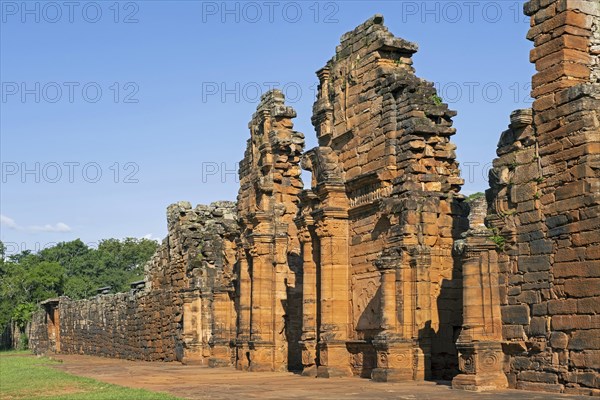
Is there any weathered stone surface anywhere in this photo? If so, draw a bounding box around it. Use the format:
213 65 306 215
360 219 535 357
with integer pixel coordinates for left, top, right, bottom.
550 331 569 349
502 305 530 325
483 0 600 394
30 202 240 365
236 89 305 372
297 14 467 382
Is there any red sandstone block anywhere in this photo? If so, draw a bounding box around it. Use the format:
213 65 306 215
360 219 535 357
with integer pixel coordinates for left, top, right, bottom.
544 196 585 215
539 140 563 157
573 231 600 247
548 298 578 315
564 278 600 298
557 0 600 16
547 25 593 44
518 371 559 384
578 216 600 232
565 132 599 149
564 387 595 396
535 118 562 136
527 9 590 39
530 35 590 63
532 78 584 98
541 143 598 167
516 381 564 393
538 119 588 146
555 180 589 200
554 261 600 278
535 48 592 72
534 2 557 24
533 93 556 111
552 314 597 330
586 245 600 260
578 297 600 314
532 63 591 89
570 330 600 350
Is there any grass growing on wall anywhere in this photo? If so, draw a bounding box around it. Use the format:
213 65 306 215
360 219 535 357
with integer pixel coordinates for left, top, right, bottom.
0 351 181 400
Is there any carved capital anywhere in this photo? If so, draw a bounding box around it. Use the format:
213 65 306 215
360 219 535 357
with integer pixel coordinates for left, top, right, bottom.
315 220 334 238
409 245 431 268
298 226 312 243
375 247 401 270
248 245 259 257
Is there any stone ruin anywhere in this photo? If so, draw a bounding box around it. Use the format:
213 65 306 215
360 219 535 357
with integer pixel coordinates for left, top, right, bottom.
30 0 599 395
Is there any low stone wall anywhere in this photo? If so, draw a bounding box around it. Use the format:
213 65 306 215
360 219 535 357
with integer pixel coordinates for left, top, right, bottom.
30 201 239 364
56 291 183 361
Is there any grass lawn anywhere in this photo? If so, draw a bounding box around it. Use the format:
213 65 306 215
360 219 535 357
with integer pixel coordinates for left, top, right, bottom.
0 351 182 400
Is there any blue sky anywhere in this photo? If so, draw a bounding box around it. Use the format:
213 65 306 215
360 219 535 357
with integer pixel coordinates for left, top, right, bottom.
0 0 534 254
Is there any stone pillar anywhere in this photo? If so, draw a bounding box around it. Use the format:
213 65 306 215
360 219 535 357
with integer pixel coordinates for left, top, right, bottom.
315 207 352 378
298 224 318 376
248 233 277 371
273 226 291 371
236 250 251 370
181 291 205 365
209 290 234 367
452 230 507 391
237 89 305 372
372 247 416 382
412 246 432 381
372 246 432 382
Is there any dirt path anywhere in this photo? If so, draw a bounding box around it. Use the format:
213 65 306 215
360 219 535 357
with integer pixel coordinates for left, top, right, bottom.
51 354 589 400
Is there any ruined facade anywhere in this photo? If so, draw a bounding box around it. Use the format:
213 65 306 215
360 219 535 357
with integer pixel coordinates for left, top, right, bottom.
235 90 305 372
30 1 599 396
295 15 468 381
453 0 600 394
31 202 239 365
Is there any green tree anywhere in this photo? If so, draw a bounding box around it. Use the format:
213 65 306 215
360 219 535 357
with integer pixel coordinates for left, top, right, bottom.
0 237 158 337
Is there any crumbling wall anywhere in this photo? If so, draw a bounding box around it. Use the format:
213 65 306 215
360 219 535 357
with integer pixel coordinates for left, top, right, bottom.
29 312 50 354
235 90 305 372
298 15 468 381
592 5 600 83
30 202 239 364
479 0 600 395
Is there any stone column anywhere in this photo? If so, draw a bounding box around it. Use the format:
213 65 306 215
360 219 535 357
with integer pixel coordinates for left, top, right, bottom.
181 290 205 365
209 290 234 367
248 233 277 371
273 227 291 371
236 250 251 370
298 224 318 376
411 246 432 381
372 247 415 382
372 246 431 381
452 229 508 391
315 212 352 378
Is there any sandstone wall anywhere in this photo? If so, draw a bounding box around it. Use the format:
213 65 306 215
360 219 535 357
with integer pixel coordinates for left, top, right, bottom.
299 15 469 381
477 0 600 395
30 202 239 364
235 90 305 372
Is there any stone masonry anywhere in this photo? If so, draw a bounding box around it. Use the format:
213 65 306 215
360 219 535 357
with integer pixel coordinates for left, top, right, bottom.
30 3 599 396
30 202 239 365
453 0 600 395
296 15 468 381
236 90 305 372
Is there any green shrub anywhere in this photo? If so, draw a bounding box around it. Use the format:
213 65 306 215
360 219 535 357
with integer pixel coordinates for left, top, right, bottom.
17 333 28 351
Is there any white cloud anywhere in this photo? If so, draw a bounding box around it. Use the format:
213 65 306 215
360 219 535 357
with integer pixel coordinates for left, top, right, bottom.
0 214 72 233
143 233 161 242
0 215 18 229
29 222 72 233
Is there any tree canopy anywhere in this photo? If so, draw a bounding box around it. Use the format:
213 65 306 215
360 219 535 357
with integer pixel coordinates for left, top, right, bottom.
0 238 159 331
